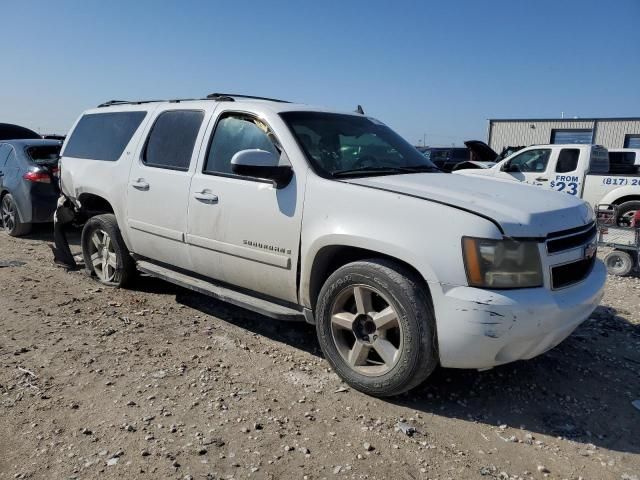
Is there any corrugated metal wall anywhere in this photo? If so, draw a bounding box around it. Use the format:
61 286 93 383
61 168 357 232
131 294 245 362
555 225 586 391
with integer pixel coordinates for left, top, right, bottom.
489 120 594 152
594 120 640 148
488 119 640 152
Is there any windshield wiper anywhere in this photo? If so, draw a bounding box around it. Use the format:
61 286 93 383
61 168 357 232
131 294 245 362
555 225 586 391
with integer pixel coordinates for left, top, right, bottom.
332 165 439 177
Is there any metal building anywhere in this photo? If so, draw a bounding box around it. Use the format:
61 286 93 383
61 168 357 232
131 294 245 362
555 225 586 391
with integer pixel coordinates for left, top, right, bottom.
487 117 640 153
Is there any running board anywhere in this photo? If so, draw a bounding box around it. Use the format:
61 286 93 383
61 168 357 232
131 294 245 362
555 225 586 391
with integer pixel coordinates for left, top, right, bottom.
136 260 304 322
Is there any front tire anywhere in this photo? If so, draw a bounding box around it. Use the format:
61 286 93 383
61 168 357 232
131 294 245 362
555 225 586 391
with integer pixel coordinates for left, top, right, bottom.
81 214 136 287
1 194 31 236
315 259 438 397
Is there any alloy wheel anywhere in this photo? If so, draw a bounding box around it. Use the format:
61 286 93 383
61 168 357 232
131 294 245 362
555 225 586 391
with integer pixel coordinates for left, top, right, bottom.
88 229 118 282
1 196 16 233
330 285 403 376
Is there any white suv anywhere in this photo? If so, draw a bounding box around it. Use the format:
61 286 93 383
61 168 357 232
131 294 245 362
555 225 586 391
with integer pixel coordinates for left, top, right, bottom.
58 93 606 396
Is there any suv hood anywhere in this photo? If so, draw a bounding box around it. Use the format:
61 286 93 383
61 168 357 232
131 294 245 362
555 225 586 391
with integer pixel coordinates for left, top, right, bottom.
344 173 593 238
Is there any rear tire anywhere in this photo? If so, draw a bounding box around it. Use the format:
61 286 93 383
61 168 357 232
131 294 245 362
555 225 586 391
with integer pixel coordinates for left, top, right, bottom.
315 259 438 397
81 214 136 287
617 201 640 227
1 193 31 237
604 250 634 276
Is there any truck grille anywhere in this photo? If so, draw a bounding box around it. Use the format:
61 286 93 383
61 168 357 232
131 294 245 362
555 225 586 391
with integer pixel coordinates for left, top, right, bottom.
547 222 596 254
551 256 596 289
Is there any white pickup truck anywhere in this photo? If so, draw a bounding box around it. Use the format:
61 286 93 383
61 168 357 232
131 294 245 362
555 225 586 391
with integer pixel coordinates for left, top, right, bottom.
57 94 606 397
457 144 640 225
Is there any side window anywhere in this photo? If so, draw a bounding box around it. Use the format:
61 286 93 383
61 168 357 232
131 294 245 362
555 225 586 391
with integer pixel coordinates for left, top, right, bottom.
143 110 204 171
64 111 147 161
204 113 279 175
556 148 580 173
507 149 551 173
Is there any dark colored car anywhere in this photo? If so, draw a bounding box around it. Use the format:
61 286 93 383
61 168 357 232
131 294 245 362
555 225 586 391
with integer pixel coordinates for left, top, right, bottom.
421 147 471 172
0 123 41 141
421 141 526 172
0 139 61 236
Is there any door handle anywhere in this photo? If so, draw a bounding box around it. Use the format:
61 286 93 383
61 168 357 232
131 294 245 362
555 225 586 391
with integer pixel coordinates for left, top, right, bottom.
535 177 548 182
131 179 150 191
194 190 218 204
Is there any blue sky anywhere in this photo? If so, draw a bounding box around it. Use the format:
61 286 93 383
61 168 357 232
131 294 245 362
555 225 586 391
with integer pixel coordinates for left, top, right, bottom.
1 0 638 146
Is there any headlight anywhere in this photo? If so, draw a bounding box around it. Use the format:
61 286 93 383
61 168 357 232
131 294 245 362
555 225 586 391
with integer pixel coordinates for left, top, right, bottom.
462 237 543 288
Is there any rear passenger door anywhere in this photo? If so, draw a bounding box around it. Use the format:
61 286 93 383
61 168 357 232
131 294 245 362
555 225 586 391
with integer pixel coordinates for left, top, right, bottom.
126 108 208 270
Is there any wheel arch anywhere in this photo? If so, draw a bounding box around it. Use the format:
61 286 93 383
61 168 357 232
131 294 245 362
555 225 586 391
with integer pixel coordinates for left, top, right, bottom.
304 243 433 310
599 186 640 206
613 195 640 205
0 189 27 222
77 192 115 215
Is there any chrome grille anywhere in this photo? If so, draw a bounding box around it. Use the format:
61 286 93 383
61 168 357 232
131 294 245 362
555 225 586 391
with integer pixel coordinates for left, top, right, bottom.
547 222 596 254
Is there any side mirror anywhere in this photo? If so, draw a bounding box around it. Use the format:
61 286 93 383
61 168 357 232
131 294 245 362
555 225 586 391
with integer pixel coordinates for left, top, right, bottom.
230 149 293 189
501 160 518 173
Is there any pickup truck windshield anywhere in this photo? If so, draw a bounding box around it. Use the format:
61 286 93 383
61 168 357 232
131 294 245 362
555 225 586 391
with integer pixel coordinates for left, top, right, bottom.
281 111 438 177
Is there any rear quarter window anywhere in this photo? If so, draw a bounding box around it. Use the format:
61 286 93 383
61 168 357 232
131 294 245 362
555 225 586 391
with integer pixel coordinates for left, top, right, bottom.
63 111 147 161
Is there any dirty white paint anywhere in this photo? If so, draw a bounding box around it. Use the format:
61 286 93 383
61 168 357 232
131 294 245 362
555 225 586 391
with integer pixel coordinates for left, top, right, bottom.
60 98 607 371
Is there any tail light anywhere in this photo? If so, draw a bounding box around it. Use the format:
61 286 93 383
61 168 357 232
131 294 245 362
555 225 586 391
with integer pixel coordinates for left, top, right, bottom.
23 170 52 183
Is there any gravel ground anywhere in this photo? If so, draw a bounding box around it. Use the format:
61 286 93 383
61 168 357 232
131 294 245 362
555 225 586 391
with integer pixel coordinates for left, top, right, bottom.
0 227 639 480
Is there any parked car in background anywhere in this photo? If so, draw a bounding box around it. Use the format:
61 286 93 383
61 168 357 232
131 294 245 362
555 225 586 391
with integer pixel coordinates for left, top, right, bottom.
0 123 41 141
0 139 61 236
421 147 470 172
57 94 605 397
420 141 523 172
456 144 640 226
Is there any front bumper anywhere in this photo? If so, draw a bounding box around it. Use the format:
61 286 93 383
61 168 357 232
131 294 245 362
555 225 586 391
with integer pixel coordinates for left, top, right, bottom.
432 259 606 369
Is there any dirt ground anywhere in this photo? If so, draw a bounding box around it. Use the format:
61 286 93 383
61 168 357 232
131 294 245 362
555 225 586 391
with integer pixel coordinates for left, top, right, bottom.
1 227 639 480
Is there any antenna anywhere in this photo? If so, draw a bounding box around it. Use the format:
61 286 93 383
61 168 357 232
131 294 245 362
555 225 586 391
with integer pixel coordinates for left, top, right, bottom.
355 105 365 115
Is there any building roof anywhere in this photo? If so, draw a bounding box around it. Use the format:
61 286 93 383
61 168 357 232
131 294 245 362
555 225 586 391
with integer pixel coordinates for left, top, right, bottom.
489 117 640 123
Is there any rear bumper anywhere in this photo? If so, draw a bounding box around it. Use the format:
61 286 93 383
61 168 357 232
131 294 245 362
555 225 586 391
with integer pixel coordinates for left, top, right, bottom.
433 259 606 369
30 195 57 223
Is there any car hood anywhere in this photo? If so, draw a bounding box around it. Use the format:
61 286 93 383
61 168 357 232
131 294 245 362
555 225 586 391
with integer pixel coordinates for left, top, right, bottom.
344 173 592 238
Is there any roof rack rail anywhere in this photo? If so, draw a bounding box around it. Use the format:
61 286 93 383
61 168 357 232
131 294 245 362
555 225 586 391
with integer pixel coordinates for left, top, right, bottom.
206 93 290 103
97 99 168 108
96 93 290 109
97 98 200 108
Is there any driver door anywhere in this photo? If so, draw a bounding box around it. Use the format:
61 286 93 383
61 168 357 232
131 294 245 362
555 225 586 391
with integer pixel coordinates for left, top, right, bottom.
494 147 553 190
186 111 304 304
